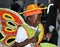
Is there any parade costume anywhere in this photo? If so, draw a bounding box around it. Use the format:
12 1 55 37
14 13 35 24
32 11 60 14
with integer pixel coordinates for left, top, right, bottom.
15 4 44 47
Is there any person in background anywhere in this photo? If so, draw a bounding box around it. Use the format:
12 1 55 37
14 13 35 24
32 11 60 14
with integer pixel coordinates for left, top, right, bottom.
43 1 58 45
11 0 26 21
55 0 60 47
11 0 24 12
44 0 60 46
11 3 20 12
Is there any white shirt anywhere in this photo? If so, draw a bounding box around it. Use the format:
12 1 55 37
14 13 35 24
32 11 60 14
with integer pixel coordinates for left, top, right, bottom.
15 24 38 47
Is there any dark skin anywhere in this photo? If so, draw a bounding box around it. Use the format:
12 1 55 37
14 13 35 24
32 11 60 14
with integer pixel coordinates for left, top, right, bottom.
12 38 37 47
12 14 42 47
27 14 41 27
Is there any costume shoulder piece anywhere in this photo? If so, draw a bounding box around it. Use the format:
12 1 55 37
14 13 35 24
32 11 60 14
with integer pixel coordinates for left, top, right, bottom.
0 8 26 46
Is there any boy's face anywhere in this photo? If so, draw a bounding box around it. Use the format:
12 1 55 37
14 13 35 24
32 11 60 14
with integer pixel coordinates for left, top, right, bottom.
28 14 42 27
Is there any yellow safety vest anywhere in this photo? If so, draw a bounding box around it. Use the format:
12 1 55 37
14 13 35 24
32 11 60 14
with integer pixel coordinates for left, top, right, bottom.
22 23 44 45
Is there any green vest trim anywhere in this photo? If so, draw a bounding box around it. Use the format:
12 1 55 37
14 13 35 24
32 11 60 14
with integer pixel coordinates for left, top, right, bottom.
22 24 35 39
40 43 57 47
22 23 44 39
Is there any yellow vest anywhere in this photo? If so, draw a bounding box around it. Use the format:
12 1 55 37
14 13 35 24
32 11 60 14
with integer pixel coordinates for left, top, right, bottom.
22 23 44 44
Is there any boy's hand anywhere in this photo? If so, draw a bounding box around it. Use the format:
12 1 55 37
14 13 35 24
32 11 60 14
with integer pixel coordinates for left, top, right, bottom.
30 36 38 43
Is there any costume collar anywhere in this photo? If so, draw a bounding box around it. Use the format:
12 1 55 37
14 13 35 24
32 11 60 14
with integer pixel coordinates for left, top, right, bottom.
25 23 38 31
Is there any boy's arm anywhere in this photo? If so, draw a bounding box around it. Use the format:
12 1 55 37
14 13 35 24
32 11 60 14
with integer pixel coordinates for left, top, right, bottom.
12 36 37 47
